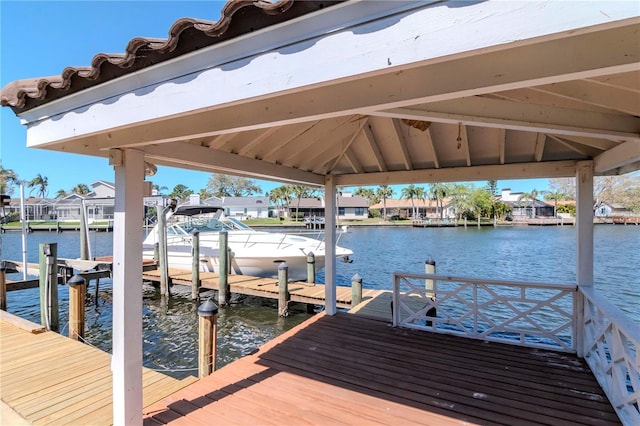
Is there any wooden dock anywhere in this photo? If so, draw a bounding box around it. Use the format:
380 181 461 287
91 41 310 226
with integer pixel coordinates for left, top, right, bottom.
144 312 619 425
142 268 383 309
0 312 197 426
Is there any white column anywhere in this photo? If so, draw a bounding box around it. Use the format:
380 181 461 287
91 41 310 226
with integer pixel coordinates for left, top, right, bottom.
324 176 337 315
111 149 145 426
575 161 593 358
576 161 594 287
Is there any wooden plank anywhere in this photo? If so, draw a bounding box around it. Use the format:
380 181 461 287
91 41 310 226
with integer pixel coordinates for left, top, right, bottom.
146 312 620 425
0 312 46 333
0 319 199 425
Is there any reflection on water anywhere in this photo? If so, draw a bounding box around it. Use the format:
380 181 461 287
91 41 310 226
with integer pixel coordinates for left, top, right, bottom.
0 225 638 378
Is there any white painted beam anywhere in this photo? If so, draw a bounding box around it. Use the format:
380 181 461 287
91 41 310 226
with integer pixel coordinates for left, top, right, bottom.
376 96 640 142
323 175 337 316
111 148 145 426
336 161 578 186
24 22 640 151
594 140 640 173
533 80 640 116
143 143 324 186
534 133 546 162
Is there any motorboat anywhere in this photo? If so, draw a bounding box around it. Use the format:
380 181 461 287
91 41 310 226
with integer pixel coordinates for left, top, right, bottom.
143 205 353 281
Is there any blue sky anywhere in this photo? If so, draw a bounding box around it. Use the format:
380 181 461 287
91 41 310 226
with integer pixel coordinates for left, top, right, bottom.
0 1 549 198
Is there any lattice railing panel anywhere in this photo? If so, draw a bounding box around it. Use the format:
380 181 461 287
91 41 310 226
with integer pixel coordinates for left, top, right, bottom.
581 286 640 426
392 273 576 352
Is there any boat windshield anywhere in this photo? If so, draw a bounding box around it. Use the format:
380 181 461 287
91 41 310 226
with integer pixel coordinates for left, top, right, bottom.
166 213 253 236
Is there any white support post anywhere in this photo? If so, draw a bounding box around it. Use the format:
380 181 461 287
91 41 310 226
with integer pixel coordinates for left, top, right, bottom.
111 149 145 426
575 161 594 357
324 176 337 315
576 161 594 288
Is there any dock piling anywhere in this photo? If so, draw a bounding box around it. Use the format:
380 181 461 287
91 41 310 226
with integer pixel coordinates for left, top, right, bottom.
278 262 289 317
39 243 59 331
218 231 229 306
68 274 86 341
198 299 219 378
306 252 315 284
0 261 6 310
424 257 437 323
351 273 363 307
191 230 200 300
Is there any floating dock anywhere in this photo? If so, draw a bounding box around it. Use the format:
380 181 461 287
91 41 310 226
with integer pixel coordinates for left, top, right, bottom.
142 268 383 309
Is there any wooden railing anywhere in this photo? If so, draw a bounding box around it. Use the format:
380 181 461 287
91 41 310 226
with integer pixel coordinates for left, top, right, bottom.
580 286 640 426
392 273 576 352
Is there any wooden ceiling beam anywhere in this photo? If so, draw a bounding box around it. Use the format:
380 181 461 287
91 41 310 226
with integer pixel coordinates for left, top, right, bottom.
143 142 324 186
336 161 579 186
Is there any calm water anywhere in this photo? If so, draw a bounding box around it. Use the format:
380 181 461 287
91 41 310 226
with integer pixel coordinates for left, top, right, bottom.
1 224 638 378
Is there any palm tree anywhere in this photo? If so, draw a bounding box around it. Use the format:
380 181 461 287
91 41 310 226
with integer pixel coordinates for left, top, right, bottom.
429 183 450 220
0 166 19 196
269 185 293 219
55 189 68 198
71 183 90 195
290 185 312 221
376 185 394 219
448 184 473 221
517 189 539 218
152 183 169 195
543 189 567 218
401 184 419 218
414 186 427 218
28 174 49 198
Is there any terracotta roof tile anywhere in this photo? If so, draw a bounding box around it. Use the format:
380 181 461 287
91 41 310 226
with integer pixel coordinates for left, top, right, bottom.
1 0 343 114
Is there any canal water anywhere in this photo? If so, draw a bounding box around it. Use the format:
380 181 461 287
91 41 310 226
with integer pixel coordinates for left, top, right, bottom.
1 224 637 378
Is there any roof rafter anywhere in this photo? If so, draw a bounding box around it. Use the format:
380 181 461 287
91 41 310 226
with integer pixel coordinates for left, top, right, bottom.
389 118 412 171
375 95 640 142
534 133 546 162
362 124 387 172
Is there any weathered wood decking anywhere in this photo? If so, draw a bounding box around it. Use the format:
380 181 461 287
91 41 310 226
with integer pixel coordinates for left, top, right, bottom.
145 312 619 425
143 268 383 309
0 314 197 425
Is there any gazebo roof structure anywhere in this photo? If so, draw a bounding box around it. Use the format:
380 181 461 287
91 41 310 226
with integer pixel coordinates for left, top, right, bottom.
2 1 639 425
2 0 638 188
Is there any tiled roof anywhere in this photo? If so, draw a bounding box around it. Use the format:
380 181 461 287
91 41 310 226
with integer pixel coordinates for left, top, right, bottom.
0 0 342 114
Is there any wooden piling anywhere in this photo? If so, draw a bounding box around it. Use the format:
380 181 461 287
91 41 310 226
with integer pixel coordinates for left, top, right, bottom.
218 231 229 306
39 243 59 331
306 252 315 284
425 257 436 299
80 201 89 260
158 208 170 297
191 230 200 300
351 273 362 307
424 257 437 323
68 275 86 341
278 262 289 317
198 299 219 378
0 261 6 311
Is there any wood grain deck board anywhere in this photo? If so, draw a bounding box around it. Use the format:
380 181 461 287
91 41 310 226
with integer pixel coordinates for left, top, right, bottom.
0 320 197 425
146 312 619 425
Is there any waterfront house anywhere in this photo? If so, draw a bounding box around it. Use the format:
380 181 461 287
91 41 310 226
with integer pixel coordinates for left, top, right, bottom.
595 202 634 218
287 195 369 221
369 197 452 220
204 196 270 219
498 188 555 219
1 1 638 424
